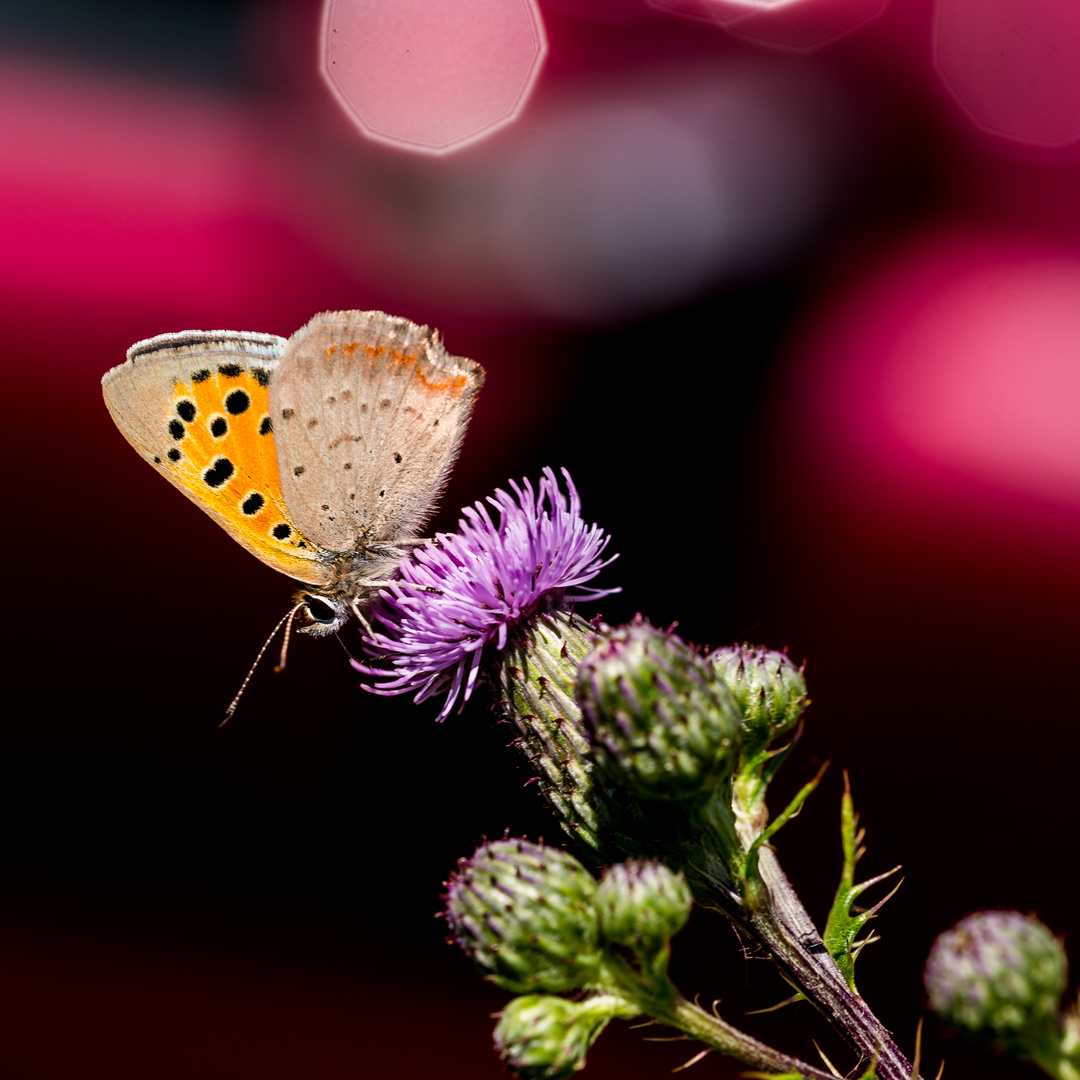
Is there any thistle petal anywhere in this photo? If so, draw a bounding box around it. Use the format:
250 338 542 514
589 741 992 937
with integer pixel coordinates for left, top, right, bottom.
353 467 618 719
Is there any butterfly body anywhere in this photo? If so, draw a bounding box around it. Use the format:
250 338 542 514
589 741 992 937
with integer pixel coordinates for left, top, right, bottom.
103 311 484 633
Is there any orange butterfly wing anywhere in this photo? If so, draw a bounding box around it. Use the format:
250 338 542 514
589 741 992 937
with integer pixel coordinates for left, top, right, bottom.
102 331 330 587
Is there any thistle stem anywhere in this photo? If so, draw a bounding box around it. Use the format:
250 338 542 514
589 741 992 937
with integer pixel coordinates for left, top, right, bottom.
727 766 918 1080
666 992 839 1080
696 848 918 1080
601 953 841 1080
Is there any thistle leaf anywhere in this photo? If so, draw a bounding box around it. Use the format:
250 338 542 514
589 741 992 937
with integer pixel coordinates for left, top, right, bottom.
743 761 829 887
822 772 901 991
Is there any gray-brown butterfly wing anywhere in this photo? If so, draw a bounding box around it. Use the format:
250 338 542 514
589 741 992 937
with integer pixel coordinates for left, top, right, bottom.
102 330 334 587
269 311 485 553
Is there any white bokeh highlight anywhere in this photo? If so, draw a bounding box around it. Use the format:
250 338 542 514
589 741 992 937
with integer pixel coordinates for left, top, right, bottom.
293 59 849 324
489 66 842 321
320 0 547 154
648 0 889 52
934 0 1080 149
543 0 655 23
494 104 729 319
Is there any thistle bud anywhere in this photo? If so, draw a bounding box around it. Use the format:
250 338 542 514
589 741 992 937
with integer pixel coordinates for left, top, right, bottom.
596 860 693 954
444 838 602 993
494 994 634 1080
924 911 1068 1049
494 611 610 853
708 644 807 748
576 619 742 801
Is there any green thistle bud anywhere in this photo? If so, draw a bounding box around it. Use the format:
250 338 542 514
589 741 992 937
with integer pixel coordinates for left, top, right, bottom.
596 860 693 954
494 994 635 1080
576 619 742 801
494 611 610 853
708 643 807 749
444 837 602 993
924 911 1068 1050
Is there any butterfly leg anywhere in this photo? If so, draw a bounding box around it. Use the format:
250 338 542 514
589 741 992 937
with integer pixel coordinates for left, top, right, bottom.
349 578 436 635
349 598 375 637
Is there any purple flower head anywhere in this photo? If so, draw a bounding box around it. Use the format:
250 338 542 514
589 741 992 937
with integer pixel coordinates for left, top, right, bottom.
352 467 619 721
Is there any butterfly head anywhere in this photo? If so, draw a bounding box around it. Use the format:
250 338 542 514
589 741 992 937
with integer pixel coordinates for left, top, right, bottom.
295 591 352 636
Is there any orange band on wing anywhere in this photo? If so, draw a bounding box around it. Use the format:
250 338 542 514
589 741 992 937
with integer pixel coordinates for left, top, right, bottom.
164 367 327 582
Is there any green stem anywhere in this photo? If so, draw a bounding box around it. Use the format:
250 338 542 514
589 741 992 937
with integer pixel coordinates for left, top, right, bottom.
1029 1050 1080 1080
1027 1018 1080 1080
743 858 912 1078
600 954 839 1080
718 777 918 1080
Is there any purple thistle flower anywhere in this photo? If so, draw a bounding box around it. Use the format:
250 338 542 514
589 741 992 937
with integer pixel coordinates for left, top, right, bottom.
352 467 619 721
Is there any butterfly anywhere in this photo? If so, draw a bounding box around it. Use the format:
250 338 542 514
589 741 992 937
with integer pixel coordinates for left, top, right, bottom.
103 310 485 646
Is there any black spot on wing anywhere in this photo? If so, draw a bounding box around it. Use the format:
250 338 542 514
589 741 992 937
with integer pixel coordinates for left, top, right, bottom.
203 458 234 488
168 420 185 440
272 523 292 540
176 400 196 422
218 363 243 378
251 367 271 387
225 389 250 415
192 369 211 383
241 492 265 516
167 448 181 462
210 416 227 438
259 416 272 435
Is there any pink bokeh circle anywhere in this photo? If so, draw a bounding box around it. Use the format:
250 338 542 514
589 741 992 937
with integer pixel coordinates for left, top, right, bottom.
320 0 547 154
796 232 1080 522
934 0 1080 149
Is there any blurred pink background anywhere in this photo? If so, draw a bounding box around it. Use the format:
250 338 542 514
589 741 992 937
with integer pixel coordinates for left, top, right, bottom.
1 1 1077 1076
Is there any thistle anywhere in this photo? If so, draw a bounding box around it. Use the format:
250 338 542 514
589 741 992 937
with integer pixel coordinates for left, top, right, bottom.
577 619 743 802
925 911 1078 1079
355 466 618 720
355 466 633 856
443 837 603 994
446 839 843 1080
595 860 692 990
494 994 636 1080
709 643 808 757
366 469 927 1080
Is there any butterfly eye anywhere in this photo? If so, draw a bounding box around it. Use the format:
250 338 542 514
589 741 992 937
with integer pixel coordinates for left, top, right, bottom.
297 593 349 638
303 595 337 624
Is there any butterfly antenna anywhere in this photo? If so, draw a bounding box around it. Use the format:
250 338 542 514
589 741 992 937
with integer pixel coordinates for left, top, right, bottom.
275 601 301 673
220 601 305 726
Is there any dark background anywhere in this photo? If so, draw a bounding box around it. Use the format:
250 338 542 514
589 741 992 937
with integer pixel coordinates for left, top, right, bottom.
1 1 1077 1077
